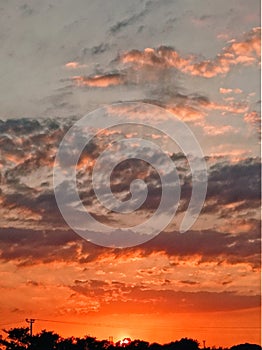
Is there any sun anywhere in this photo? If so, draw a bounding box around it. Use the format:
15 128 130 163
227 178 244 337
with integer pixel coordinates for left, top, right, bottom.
116 337 132 347
120 338 131 346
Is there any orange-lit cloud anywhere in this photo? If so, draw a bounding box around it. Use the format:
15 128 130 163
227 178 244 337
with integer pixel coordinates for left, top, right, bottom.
201 100 248 114
217 33 230 41
120 27 260 78
166 105 206 122
197 123 235 136
120 46 192 70
219 88 243 94
244 111 261 137
77 155 96 170
64 61 87 69
220 218 261 235
0 117 260 237
138 96 247 128
73 74 125 87
70 28 260 94
209 148 252 162
244 111 261 127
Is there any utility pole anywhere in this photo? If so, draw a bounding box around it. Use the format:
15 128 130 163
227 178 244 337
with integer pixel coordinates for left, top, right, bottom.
203 340 206 349
25 319 35 336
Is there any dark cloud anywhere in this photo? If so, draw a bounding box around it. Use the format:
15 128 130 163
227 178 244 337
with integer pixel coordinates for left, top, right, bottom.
0 228 84 266
0 118 68 179
137 229 261 268
71 280 260 313
0 118 42 134
203 158 261 216
106 289 260 313
0 117 188 230
109 3 149 34
0 118 260 259
0 227 260 269
179 280 199 285
91 43 110 55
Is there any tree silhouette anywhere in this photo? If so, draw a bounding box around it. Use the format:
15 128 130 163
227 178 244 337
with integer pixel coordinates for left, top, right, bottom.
28 330 59 350
230 344 261 350
0 327 261 350
163 338 200 350
0 327 30 350
57 336 76 350
149 342 162 350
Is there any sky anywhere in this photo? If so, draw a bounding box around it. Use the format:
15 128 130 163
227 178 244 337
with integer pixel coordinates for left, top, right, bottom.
0 0 261 348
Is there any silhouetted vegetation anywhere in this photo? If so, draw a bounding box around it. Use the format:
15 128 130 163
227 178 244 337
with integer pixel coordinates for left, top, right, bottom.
0 327 260 350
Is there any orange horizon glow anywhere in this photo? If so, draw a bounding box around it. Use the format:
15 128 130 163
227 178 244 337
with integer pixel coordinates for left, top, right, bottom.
2 308 260 348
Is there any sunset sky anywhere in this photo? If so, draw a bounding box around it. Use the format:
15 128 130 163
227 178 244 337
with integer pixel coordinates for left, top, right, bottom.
0 0 261 348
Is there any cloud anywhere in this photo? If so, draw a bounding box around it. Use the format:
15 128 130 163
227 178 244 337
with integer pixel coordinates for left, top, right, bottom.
0 225 260 270
110 6 148 34
207 158 260 204
180 280 199 285
98 288 260 314
198 157 260 222
244 111 261 137
197 123 235 136
64 62 87 69
220 218 260 235
120 46 192 71
72 281 260 313
244 111 261 125
220 88 243 94
0 227 96 266
0 117 260 241
208 147 252 162
69 28 260 96
138 230 260 269
72 73 126 87
201 100 248 114
166 105 206 122
119 27 260 78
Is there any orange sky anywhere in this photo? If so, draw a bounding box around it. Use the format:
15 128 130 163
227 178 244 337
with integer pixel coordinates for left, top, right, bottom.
0 0 261 348
2 308 260 347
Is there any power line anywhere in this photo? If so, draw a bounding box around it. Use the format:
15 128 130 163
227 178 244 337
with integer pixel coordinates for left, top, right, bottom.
35 318 88 325
0 319 260 330
35 319 123 328
0 319 86 329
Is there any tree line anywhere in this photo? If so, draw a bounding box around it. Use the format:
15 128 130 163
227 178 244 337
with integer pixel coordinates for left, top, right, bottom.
0 327 260 350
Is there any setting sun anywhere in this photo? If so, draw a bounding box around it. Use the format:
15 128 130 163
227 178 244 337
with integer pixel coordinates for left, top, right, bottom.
119 338 132 347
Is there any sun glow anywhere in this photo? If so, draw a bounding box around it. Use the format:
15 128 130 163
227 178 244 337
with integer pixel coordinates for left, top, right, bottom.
118 338 132 347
